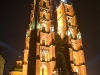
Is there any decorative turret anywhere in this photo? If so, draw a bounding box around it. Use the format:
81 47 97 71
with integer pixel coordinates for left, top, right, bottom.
9 56 23 75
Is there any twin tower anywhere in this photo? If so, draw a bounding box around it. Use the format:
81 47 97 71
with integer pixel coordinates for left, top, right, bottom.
9 0 87 75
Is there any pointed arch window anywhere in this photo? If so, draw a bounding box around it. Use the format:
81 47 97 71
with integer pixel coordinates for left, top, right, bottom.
41 49 45 61
42 36 45 45
42 23 46 32
42 68 44 75
68 18 71 26
67 8 69 12
43 1 46 7
40 65 48 75
56 54 64 75
74 68 79 75
42 26 45 32
40 49 50 62
43 14 46 19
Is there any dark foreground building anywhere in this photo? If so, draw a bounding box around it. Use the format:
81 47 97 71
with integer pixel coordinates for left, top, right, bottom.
0 47 6 75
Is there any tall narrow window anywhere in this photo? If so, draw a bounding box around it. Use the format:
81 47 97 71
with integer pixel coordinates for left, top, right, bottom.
41 49 45 61
56 54 64 75
67 8 69 12
49 1 50 5
42 26 45 32
40 65 48 75
42 38 45 46
74 68 79 75
42 23 46 32
42 50 45 61
43 2 46 7
42 68 44 75
43 14 45 19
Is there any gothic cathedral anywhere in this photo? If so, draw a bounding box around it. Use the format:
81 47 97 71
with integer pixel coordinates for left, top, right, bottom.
9 0 87 75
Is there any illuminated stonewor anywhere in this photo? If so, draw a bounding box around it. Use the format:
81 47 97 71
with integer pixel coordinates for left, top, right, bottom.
22 0 87 75
56 0 87 75
9 0 87 75
23 0 56 75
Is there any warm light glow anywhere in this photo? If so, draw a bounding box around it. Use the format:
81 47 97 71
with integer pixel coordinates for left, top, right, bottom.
77 32 82 39
40 65 48 75
61 0 67 3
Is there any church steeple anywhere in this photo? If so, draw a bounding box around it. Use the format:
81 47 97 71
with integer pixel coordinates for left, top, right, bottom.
56 1 87 75
10 0 87 75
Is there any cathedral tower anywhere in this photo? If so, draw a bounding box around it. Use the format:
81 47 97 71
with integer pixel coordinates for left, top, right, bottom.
8 0 87 75
22 0 87 75
56 0 87 75
23 0 56 75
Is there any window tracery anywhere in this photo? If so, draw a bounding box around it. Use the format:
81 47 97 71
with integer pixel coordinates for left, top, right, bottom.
40 48 50 62
42 23 46 32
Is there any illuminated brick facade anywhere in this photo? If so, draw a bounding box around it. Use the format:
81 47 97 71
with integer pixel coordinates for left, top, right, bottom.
10 0 87 75
56 1 87 75
22 0 87 75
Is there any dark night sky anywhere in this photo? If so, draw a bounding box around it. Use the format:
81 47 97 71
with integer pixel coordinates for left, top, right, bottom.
0 0 100 75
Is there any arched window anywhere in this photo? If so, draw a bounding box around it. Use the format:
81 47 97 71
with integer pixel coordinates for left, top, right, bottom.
43 1 46 7
67 8 69 12
74 68 79 75
42 36 45 45
42 23 46 32
42 68 44 75
56 54 64 75
68 18 71 26
43 14 45 18
40 49 45 61
40 65 48 75
40 48 50 62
